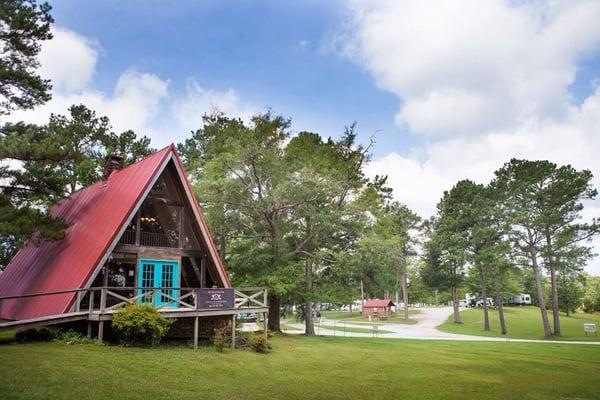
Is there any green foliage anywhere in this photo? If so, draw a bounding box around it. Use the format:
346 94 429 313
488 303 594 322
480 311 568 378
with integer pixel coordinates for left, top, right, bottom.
178 113 383 332
0 0 53 115
0 105 153 269
212 327 226 352
111 304 172 347
582 275 600 313
53 329 96 345
249 333 269 353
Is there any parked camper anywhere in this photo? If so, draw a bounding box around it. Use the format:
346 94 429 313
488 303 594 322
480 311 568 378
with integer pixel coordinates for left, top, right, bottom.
476 297 495 307
511 294 532 306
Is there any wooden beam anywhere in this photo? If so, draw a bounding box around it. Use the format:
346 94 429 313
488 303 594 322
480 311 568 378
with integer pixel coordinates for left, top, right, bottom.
200 256 207 288
114 244 203 258
146 196 183 207
193 316 199 350
135 209 141 246
189 257 203 287
263 312 268 342
98 321 104 344
231 314 236 349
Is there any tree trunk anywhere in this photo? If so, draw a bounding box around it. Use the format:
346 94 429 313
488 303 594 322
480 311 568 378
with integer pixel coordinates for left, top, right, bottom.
477 260 490 331
401 261 409 320
532 255 552 339
494 271 507 335
452 285 462 324
305 258 315 336
545 234 561 337
268 294 281 332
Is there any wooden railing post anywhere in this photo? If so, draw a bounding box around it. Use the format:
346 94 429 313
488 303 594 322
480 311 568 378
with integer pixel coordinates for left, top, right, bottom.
89 290 95 314
100 288 107 313
263 289 268 308
75 290 82 312
231 314 236 349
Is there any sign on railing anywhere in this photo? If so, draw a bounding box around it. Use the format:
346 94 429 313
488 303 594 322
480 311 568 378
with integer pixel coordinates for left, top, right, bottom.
197 288 235 310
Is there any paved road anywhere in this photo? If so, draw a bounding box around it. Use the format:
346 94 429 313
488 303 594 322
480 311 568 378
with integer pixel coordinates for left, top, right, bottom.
282 307 600 345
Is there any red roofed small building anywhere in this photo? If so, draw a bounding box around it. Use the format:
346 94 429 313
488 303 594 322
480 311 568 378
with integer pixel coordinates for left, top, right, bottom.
0 145 267 345
362 299 395 318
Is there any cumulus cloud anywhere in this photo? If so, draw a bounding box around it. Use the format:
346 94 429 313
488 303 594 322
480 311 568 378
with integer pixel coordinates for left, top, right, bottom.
39 27 99 93
342 1 600 273
171 79 256 135
5 27 254 146
338 0 600 136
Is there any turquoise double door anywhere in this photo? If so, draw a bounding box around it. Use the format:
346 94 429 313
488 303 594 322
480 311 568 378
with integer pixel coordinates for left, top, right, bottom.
137 259 180 307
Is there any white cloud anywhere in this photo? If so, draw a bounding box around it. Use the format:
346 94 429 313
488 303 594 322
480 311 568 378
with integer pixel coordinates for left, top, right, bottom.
344 1 600 274
39 27 98 93
171 79 256 136
4 27 254 146
338 0 600 136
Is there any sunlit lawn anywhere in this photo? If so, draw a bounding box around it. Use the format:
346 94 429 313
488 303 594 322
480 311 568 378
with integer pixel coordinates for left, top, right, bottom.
1 334 599 399
321 309 419 325
438 306 600 341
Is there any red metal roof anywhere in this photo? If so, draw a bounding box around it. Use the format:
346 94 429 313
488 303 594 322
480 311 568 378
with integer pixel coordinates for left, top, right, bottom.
0 144 230 320
363 299 395 308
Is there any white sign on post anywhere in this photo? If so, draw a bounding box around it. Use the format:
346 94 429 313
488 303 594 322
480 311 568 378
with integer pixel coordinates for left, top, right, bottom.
583 323 597 336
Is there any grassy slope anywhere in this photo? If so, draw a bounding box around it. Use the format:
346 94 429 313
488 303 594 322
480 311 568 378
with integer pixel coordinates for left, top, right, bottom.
1 335 600 400
438 306 600 341
322 310 419 325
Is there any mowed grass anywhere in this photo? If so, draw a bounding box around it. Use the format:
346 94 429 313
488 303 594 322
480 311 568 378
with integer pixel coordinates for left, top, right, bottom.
322 309 419 325
315 323 393 334
438 306 600 341
1 335 600 400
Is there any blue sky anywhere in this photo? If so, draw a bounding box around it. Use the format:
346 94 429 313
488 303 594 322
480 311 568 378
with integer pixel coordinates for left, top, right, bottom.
8 1 600 272
48 0 414 157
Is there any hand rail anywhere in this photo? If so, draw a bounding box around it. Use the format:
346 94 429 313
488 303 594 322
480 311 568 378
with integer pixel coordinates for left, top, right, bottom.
0 286 268 317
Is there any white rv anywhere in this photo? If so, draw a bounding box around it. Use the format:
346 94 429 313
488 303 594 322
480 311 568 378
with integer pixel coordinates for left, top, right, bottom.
511 294 532 306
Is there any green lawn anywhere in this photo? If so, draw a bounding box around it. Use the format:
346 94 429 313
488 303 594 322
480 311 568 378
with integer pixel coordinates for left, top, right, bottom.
1 335 600 399
315 323 393 334
322 309 419 325
438 306 600 341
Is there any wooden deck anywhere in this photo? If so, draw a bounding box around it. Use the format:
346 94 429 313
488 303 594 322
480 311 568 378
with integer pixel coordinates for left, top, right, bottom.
0 287 269 349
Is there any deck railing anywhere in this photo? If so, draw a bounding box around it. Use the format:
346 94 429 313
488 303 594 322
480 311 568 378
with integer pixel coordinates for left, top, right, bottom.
0 287 268 321
118 230 178 248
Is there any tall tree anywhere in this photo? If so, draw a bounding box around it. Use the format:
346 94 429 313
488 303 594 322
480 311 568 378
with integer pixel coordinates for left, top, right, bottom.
0 105 153 268
0 0 53 115
494 159 597 338
536 164 597 336
179 116 373 333
422 213 466 324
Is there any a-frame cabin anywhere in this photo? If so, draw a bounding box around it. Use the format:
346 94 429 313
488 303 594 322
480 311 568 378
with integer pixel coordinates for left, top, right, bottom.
0 145 267 345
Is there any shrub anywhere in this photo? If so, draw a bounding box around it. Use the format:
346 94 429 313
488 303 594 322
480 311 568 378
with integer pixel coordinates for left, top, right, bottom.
53 329 96 345
213 327 226 352
249 334 269 353
112 304 172 347
15 327 54 343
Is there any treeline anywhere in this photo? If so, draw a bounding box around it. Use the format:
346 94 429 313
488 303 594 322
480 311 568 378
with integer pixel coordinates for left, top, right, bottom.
423 162 599 338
